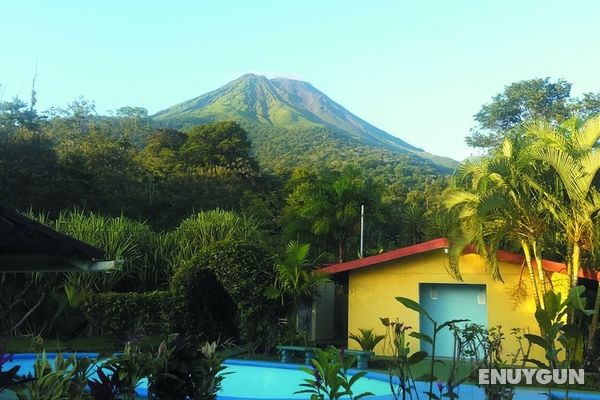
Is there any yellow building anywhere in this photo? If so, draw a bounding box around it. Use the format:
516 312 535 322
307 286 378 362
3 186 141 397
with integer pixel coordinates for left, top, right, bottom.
320 238 596 359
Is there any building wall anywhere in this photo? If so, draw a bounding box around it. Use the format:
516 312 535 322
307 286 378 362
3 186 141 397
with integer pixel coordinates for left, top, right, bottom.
347 249 558 360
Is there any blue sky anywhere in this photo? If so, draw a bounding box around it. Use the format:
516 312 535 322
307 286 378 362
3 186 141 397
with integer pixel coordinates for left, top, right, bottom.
1 0 599 160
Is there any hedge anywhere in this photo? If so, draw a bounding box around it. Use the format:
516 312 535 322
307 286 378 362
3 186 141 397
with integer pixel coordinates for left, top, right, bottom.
82 291 175 342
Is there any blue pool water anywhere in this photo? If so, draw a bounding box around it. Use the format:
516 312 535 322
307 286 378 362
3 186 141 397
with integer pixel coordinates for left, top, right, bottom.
4 354 600 399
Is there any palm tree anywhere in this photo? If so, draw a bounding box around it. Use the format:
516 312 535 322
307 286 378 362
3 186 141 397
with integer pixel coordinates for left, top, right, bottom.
525 116 600 345
445 134 551 309
269 241 330 337
399 204 427 245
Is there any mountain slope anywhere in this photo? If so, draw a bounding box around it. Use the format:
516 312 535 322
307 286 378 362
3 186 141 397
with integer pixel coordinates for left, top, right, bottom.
153 74 457 169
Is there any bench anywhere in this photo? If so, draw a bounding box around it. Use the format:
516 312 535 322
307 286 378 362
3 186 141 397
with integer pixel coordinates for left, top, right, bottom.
345 350 375 370
276 345 316 365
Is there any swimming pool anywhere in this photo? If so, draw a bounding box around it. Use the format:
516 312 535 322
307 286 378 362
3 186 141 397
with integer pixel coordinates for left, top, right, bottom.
5 354 600 399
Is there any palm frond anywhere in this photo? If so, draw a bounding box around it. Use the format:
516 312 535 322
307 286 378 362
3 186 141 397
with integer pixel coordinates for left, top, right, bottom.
574 114 600 150
528 146 585 200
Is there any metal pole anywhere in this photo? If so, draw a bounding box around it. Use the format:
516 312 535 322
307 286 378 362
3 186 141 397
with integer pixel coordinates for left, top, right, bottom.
360 204 364 258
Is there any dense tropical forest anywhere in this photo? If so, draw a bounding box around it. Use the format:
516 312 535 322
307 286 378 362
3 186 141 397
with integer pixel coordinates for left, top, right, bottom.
0 83 452 349
2 76 600 368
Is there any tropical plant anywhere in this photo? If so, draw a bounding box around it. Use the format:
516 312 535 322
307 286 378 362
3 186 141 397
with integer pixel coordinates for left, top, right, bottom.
269 241 330 339
15 352 94 400
525 287 591 367
348 328 385 352
296 346 373 400
445 134 551 309
49 285 91 338
523 286 592 399
148 334 228 400
506 327 532 367
194 341 229 400
32 209 171 292
88 365 130 400
525 116 600 350
283 166 384 262
399 204 427 245
394 296 468 399
455 324 514 400
526 117 600 287
174 209 263 261
380 319 425 400
111 341 154 399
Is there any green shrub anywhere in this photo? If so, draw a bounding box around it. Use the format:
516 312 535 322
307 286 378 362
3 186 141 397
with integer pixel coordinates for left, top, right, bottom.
82 291 174 342
15 352 93 400
296 346 373 400
148 334 228 400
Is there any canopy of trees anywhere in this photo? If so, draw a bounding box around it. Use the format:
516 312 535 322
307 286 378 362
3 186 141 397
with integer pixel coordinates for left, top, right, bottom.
467 78 600 149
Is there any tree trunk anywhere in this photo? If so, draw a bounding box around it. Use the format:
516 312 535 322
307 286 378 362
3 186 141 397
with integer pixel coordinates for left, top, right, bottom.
521 240 541 310
572 243 581 288
338 237 344 263
532 241 548 301
568 243 581 326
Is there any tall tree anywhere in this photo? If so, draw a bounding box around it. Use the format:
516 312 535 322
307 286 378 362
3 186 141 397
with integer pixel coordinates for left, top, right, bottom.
446 133 551 308
467 78 572 149
526 116 600 346
0 97 42 132
179 121 258 173
527 117 600 287
284 167 383 262
467 78 600 150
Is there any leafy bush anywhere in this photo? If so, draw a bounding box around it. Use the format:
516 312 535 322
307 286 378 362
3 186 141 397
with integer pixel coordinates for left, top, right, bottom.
296 346 373 400
148 334 228 400
174 209 263 258
88 366 130 400
33 210 174 293
82 291 174 342
110 341 154 399
525 286 591 370
15 352 94 400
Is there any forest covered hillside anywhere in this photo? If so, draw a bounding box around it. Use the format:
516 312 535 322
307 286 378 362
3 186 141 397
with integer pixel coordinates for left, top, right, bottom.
153 74 458 170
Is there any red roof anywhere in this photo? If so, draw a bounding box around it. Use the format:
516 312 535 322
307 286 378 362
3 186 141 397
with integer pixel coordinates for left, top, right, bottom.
319 238 599 281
